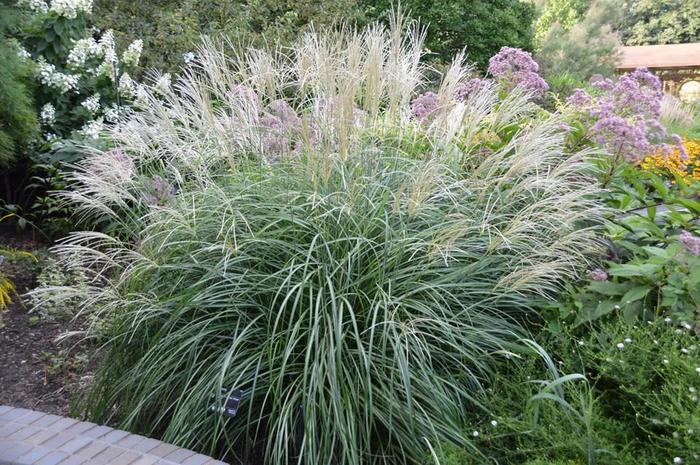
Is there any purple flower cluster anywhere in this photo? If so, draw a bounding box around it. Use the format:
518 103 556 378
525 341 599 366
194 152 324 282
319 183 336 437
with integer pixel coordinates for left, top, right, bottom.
487 47 549 98
455 78 491 102
680 231 700 256
566 68 681 164
260 99 302 154
145 175 176 206
589 268 608 281
410 91 440 124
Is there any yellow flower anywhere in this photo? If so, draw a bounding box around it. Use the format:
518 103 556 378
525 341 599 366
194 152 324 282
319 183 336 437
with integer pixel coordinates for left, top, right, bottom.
640 138 700 183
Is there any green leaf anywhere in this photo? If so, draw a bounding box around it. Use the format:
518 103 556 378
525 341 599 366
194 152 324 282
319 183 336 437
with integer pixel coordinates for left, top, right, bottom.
621 285 650 304
622 300 643 323
587 280 630 296
608 263 661 278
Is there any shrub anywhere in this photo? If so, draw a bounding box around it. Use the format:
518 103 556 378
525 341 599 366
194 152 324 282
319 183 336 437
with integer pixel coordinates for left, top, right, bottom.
360 0 536 69
536 0 621 83
43 19 603 465
0 4 39 168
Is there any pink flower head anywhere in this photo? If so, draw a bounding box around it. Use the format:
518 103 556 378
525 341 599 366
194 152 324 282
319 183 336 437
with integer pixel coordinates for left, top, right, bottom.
487 47 548 98
455 78 491 101
411 91 440 124
680 231 700 256
589 268 608 281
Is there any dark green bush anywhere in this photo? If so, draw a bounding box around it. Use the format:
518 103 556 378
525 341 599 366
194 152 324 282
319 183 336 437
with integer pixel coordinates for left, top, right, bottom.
0 4 38 168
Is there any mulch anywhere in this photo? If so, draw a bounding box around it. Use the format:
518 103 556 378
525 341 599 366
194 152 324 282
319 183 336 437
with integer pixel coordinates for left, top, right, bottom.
0 229 91 416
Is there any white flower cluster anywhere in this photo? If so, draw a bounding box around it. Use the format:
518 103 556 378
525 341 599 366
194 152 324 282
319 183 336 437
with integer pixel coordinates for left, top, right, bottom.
36 58 78 93
117 73 136 97
49 0 93 19
121 39 143 67
182 52 195 64
67 37 102 69
81 93 101 113
95 30 117 80
17 47 31 59
81 117 103 139
154 73 171 95
40 103 56 125
104 105 119 123
18 0 48 13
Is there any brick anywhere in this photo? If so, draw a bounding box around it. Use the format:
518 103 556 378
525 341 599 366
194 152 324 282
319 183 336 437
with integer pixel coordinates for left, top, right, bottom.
0 421 26 438
48 418 79 432
82 425 113 439
129 456 160 465
64 421 97 435
8 425 43 441
0 408 30 422
58 436 92 455
100 429 130 444
115 434 148 449
130 437 161 454
14 446 51 465
41 432 76 450
107 449 142 465
0 440 34 462
26 428 58 445
181 454 213 465
35 451 70 465
148 443 180 458
15 410 45 425
56 456 86 465
30 414 63 428
164 448 195 462
73 440 109 459
91 445 125 464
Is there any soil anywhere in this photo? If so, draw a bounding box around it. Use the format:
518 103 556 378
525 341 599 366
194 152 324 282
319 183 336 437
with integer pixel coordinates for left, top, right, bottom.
0 229 92 416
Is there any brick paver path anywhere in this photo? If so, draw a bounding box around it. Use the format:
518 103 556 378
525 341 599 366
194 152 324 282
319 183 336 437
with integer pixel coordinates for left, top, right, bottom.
0 406 229 465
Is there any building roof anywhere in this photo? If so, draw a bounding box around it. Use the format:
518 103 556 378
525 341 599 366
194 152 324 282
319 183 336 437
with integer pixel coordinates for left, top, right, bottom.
616 43 700 70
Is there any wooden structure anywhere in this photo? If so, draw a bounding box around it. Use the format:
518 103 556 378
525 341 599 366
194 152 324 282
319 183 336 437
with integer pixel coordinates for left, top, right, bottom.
616 43 700 101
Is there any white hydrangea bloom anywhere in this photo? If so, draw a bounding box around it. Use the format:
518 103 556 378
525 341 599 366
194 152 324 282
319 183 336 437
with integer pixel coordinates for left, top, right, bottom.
122 39 143 67
49 0 93 19
44 133 59 142
67 37 102 69
18 0 49 13
36 58 79 93
133 84 150 108
81 93 101 113
40 103 56 124
154 73 171 95
104 105 119 123
16 46 31 60
95 30 117 80
81 117 104 139
182 52 195 64
118 73 136 97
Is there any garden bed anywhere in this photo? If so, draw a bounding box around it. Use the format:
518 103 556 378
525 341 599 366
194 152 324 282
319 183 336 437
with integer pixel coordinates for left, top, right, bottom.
0 230 92 417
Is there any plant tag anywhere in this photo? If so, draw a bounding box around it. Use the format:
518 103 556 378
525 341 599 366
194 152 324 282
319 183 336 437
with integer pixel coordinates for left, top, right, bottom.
209 387 242 418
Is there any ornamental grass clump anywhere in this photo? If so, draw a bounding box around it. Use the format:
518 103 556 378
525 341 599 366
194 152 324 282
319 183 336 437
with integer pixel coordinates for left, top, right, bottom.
40 18 604 465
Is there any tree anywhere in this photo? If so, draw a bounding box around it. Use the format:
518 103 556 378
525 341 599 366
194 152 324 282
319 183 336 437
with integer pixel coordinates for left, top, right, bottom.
536 0 621 85
360 0 535 69
619 0 700 45
0 4 38 167
533 0 589 46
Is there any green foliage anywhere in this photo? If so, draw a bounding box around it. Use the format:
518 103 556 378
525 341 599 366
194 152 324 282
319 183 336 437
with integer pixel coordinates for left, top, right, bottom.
545 164 700 328
534 0 589 46
27 255 87 320
93 0 362 74
0 4 39 167
361 0 536 69
536 0 620 82
433 318 700 465
619 0 700 46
